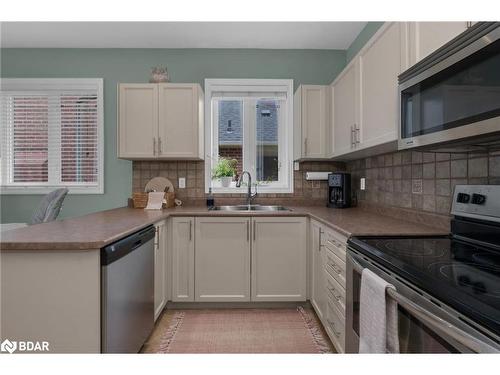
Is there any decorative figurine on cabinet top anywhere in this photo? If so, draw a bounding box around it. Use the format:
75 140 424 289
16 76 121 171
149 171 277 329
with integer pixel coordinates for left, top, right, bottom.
149 66 169 83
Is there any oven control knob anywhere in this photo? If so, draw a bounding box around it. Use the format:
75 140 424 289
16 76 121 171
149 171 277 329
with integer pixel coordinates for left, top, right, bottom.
456 192 470 203
471 193 486 205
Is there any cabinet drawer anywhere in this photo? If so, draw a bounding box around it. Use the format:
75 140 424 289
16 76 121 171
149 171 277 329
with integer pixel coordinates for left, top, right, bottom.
324 248 346 287
325 299 346 353
321 229 347 263
324 269 345 315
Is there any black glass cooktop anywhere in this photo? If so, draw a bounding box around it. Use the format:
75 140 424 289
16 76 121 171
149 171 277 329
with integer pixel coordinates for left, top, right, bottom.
348 235 500 338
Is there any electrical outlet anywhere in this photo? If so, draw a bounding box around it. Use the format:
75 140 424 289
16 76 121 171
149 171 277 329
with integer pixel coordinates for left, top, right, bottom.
360 177 366 190
412 179 423 194
294 162 300 171
179 177 186 189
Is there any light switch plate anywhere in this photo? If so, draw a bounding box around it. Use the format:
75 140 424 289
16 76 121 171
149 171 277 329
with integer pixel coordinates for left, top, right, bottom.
360 177 366 190
179 177 186 189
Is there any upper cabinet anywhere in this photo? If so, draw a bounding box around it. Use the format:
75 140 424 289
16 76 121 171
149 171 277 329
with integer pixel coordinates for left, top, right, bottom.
294 85 330 160
330 22 473 160
357 22 407 151
332 62 358 157
332 22 406 158
118 84 158 159
118 83 204 160
408 22 469 65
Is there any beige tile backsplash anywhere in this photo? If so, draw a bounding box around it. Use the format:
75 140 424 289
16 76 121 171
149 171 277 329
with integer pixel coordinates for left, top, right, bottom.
347 151 500 216
132 160 345 206
132 150 500 216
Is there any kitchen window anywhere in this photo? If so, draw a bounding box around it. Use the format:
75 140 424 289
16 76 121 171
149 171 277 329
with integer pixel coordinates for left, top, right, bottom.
0 78 104 194
204 79 294 193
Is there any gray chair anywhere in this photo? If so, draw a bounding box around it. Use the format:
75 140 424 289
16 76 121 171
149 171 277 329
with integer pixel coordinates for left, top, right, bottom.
30 188 69 225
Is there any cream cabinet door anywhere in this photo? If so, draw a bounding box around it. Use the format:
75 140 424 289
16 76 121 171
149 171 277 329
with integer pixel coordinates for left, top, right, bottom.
409 22 468 65
295 85 329 159
158 84 203 159
251 217 307 301
194 217 251 302
358 22 406 150
154 220 166 320
118 84 158 158
310 220 327 321
332 62 358 157
171 217 195 302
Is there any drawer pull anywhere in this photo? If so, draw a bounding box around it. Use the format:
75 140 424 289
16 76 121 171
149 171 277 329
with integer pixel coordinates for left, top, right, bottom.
328 262 342 274
328 287 341 301
327 319 341 337
327 239 342 248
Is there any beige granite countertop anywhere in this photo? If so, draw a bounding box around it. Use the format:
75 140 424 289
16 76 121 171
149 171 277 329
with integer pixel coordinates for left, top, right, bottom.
0 205 449 251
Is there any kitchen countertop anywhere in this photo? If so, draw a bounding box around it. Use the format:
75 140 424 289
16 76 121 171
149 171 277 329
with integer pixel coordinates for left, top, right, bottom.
0 205 449 251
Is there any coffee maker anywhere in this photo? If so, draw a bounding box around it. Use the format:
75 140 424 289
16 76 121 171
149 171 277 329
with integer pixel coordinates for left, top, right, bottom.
327 172 351 208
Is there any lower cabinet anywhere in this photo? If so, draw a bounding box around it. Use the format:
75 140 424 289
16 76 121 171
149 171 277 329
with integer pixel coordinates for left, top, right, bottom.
251 217 307 301
194 217 251 302
154 220 167 321
310 219 347 353
169 216 307 303
171 217 195 302
310 220 327 321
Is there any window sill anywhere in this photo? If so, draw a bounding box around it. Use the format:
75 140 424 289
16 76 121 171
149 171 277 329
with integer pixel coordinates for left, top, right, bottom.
207 183 293 194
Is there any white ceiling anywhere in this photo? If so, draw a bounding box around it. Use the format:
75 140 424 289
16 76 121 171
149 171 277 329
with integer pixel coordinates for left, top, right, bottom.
0 22 366 49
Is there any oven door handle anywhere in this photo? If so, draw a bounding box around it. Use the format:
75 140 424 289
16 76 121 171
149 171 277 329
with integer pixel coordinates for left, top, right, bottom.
348 253 500 353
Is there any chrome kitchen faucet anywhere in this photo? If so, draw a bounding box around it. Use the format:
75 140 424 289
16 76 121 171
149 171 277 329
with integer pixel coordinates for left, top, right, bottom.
236 171 258 206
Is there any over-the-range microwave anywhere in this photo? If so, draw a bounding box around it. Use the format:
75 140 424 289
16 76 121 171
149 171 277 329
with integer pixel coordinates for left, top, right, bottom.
398 22 500 151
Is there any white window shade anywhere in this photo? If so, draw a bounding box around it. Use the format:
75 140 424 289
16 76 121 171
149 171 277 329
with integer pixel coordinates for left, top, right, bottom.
0 79 104 194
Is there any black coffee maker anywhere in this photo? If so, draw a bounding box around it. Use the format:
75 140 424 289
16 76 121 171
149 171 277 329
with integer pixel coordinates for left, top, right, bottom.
327 172 351 208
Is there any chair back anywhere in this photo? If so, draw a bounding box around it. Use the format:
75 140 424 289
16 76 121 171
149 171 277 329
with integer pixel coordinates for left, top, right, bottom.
30 188 69 225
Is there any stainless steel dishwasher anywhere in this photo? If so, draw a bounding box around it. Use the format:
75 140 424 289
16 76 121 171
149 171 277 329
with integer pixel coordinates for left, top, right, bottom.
101 225 155 353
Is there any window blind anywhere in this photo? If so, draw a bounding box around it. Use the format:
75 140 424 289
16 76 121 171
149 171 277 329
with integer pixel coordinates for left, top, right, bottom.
0 79 103 194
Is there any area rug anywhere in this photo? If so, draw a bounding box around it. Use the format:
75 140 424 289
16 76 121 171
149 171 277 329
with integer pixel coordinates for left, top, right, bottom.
156 307 333 353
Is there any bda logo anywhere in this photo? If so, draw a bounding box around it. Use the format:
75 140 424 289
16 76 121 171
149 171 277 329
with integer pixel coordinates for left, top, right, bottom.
1 339 17 354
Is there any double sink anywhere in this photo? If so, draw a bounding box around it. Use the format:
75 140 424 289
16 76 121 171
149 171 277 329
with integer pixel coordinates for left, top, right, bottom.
209 205 291 212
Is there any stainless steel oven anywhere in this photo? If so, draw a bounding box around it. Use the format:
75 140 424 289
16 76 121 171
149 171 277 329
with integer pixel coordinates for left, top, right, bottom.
399 22 500 150
345 249 500 353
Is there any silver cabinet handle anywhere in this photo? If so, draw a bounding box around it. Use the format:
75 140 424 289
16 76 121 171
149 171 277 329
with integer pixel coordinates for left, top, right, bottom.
327 239 342 248
354 124 360 144
327 319 341 337
189 220 192 241
246 220 249 242
348 253 500 353
328 259 342 274
153 137 156 156
350 126 355 148
319 228 323 252
158 137 162 154
304 138 308 156
327 286 341 301
253 220 256 241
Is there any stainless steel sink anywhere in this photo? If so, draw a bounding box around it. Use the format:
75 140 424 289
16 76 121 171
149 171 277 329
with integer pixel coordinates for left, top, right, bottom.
251 205 291 211
209 205 290 212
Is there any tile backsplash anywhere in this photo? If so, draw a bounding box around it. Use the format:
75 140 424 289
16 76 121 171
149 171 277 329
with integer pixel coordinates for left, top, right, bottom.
347 151 500 216
132 160 345 206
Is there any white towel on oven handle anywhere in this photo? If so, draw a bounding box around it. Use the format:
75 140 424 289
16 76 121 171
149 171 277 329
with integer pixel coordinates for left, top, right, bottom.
359 268 399 353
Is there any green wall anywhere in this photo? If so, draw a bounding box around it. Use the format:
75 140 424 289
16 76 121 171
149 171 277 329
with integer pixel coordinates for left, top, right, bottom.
0 48 346 223
346 22 384 63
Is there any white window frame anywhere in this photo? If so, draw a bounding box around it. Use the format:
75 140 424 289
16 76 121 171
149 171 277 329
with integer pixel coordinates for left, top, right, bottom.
204 79 294 194
0 78 104 195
